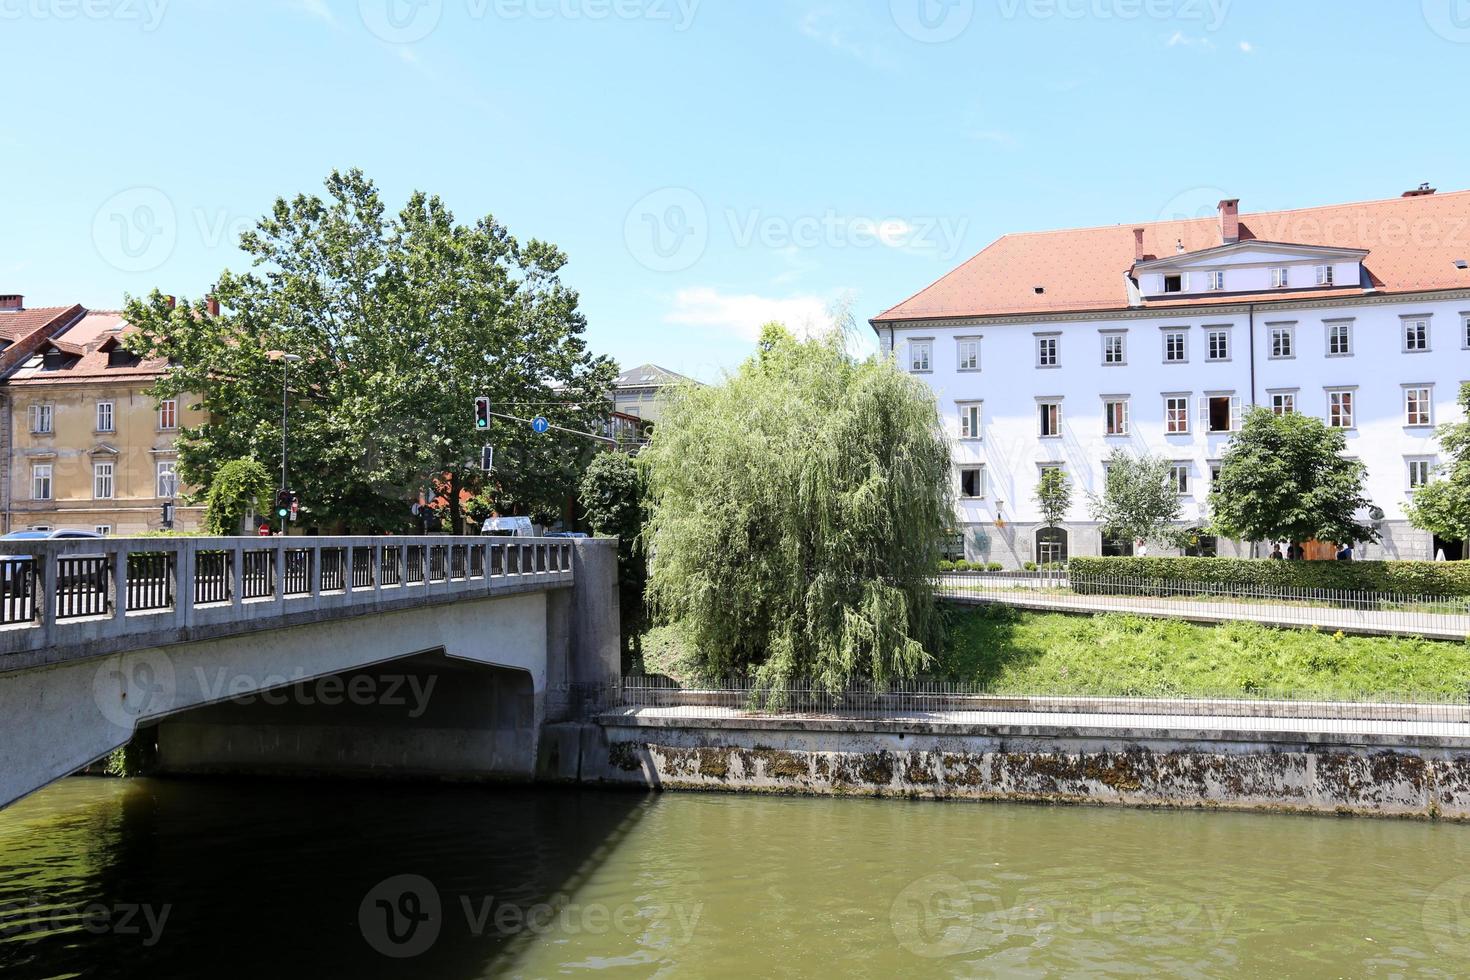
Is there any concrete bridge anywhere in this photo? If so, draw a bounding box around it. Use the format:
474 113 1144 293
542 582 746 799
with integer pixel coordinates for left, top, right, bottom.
0 535 619 809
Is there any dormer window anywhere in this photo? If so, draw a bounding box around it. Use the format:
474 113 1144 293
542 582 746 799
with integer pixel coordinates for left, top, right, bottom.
1316 265 1334 287
107 348 140 368
41 349 63 370
1205 271 1225 291
1162 274 1186 294
1271 267 1290 289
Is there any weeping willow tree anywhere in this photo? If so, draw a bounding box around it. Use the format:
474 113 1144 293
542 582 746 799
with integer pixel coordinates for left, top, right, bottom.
642 323 952 689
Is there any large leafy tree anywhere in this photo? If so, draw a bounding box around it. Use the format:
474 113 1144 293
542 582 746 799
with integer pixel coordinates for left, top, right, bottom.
642 324 952 688
579 451 648 658
1088 449 1186 547
1210 407 1378 547
1406 382 1470 546
126 169 615 532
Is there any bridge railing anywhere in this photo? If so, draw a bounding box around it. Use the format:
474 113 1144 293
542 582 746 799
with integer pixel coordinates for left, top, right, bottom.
0 536 575 664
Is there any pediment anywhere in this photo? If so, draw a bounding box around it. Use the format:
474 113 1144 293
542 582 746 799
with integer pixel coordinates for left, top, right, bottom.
1137 240 1368 272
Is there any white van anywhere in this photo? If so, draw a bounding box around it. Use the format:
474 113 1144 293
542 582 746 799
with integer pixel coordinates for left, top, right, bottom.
481 516 538 538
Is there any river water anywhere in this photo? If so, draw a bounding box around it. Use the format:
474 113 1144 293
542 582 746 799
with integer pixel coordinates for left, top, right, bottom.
1 777 1467 977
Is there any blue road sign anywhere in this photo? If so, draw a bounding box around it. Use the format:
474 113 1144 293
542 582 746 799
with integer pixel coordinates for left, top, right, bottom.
531 416 551 434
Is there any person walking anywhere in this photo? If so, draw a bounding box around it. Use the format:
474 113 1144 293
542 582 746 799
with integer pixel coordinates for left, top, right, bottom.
1270 545 1284 560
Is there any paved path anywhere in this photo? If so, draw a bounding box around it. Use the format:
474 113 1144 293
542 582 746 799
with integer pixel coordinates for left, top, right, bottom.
938 585 1470 640
602 704 1470 741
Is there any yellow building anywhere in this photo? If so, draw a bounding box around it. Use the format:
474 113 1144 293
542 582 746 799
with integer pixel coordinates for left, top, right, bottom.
3 308 203 535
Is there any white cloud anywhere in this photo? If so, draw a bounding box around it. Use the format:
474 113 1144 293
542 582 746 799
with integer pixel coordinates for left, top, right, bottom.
663 288 833 342
1239 40 1255 53
1166 30 1215 49
797 6 895 70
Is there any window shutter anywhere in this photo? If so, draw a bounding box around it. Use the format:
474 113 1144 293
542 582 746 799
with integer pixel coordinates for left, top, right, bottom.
1230 396 1242 430
1197 397 1208 428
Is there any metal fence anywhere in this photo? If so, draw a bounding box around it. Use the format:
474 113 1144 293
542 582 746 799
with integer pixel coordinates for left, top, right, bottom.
607 675 1470 733
935 571 1470 640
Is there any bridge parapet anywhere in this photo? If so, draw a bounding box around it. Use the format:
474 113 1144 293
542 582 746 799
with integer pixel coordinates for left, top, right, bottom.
0 536 575 671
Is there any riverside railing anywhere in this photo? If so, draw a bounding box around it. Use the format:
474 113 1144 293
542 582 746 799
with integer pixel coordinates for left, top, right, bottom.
934 571 1470 640
605 675 1470 734
0 536 575 665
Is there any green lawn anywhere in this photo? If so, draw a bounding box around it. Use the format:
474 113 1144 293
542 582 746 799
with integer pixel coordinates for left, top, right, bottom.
636 606 1470 701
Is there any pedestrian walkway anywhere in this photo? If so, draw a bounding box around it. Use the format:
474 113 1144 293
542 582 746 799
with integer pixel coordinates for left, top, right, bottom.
938 582 1470 641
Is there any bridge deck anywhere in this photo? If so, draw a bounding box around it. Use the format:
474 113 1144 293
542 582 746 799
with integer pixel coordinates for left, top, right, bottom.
0 536 575 672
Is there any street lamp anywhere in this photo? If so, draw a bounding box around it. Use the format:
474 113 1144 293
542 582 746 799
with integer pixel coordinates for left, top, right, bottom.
273 352 301 531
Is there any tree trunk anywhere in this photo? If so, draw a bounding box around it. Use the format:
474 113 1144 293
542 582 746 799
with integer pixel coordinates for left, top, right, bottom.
448 471 465 535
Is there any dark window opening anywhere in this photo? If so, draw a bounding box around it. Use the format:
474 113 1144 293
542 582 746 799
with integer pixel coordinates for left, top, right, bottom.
107 348 141 368
41 350 63 370
1185 532 1218 558
960 468 984 498
1208 396 1232 433
1036 528 1069 565
1101 537 1135 557
1163 274 1184 293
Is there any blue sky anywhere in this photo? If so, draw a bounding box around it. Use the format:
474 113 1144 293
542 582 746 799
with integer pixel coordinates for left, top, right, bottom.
3 0 1468 381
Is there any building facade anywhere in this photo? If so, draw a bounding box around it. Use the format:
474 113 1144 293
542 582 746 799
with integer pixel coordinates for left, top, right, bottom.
611 363 696 428
873 189 1470 567
2 306 203 535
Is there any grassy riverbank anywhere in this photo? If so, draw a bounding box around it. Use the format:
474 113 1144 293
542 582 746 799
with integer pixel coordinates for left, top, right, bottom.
638 605 1470 700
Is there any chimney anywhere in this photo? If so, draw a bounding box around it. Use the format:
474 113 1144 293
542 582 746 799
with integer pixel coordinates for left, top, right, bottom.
205 295 220 317
1133 228 1146 262
1218 199 1240 244
1403 183 1437 198
0 294 22 311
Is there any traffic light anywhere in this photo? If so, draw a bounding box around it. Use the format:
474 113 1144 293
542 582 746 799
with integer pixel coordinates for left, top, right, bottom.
276 489 295 518
481 445 494 472
160 502 174 529
474 396 491 430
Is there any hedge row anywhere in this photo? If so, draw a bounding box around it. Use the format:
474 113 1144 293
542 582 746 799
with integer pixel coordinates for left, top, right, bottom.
1068 556 1470 597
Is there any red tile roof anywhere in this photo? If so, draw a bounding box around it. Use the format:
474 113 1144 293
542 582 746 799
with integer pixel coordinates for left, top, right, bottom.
874 189 1470 322
0 305 81 343
6 311 169 386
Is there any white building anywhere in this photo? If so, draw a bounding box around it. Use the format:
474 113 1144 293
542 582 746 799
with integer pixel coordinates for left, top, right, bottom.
872 188 1470 566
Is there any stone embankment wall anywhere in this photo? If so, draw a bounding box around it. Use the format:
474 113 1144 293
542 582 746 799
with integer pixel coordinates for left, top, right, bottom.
539 716 1470 820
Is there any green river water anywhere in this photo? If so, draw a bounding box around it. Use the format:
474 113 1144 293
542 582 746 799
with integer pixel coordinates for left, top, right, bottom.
1 777 1468 977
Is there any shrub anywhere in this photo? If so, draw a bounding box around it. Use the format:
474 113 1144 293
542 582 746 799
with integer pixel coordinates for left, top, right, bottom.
1023 561 1038 572
938 560 956 572
1068 556 1470 597
987 562 1004 572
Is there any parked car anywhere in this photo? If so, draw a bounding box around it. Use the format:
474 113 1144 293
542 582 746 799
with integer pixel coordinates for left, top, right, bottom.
0 529 105 587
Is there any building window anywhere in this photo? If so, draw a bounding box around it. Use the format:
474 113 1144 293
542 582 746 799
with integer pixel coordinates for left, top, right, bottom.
908 341 932 373
29 404 54 435
1038 401 1062 437
94 525 112 536
157 461 179 499
1206 271 1225 291
958 403 982 440
956 338 980 371
1271 267 1290 288
1203 394 1240 433
1269 325 1294 359
1206 329 1230 361
1104 399 1129 436
31 464 52 501
158 399 179 430
1163 330 1187 363
1316 265 1334 286
959 466 985 499
1326 320 1353 356
1036 336 1059 368
1405 386 1433 427
1165 396 1190 434
1463 314 1470 350
1328 390 1356 429
1162 273 1185 293
1403 318 1430 352
94 461 115 500
1169 463 1190 495
1101 333 1126 365
1408 458 1435 490
1270 391 1296 415
1209 461 1223 485
96 401 115 433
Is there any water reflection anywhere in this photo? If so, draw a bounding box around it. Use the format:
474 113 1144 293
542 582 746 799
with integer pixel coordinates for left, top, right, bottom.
1 778 1468 977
